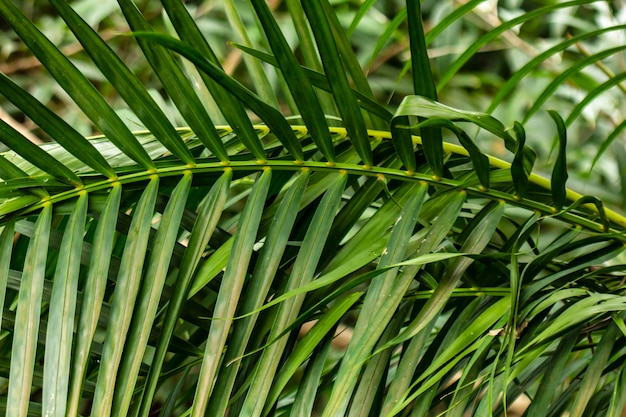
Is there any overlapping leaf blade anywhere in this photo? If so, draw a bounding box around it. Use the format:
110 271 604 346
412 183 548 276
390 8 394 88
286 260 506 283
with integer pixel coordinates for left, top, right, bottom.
6 204 52 417
301 0 373 166
0 1 623 417
91 177 159 416
0 0 154 169
42 192 87 417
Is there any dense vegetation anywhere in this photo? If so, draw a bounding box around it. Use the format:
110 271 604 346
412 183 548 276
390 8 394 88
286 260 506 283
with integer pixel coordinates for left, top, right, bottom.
0 0 625 416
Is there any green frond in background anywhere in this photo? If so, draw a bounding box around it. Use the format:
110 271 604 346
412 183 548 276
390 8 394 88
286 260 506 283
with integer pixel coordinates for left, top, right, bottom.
0 0 625 416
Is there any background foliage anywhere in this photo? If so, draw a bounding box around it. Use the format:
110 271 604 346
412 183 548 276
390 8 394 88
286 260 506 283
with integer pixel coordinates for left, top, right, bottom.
0 0 625 416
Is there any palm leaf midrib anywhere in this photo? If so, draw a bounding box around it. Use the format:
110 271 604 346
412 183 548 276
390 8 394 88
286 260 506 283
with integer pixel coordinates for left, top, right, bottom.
1 125 623 237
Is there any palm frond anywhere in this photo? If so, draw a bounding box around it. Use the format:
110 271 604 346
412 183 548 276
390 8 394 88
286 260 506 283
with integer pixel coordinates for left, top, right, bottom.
0 1 624 417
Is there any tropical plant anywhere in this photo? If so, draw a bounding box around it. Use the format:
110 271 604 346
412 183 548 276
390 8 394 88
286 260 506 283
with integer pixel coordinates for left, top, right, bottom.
0 0 625 416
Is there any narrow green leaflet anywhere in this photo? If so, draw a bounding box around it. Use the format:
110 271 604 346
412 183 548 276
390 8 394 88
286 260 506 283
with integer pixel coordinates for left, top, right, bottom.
523 44 626 123
407 0 443 177
590 118 626 172
0 155 48 200
392 95 518 154
351 190 466 416
264 292 362 413
319 0 383 127
425 0 483 45
568 318 623 417
0 220 14 333
0 120 81 186
250 0 335 161
284 0 338 117
239 172 347 417
566 72 626 126
0 73 114 177
206 170 309 417
6 203 52 417
301 1 373 166
386 297 511 417
42 192 88 417
91 177 159 416
367 9 407 69
160 0 264 160
608 363 626 417
133 32 303 161
437 0 599 90
322 182 428 417
117 0 229 162
348 304 410 417
286 337 333 417
511 122 530 197
386 200 505 349
49 0 195 165
524 329 580 417
0 0 154 169
224 1 279 109
67 184 122 417
228 42 393 122
191 168 272 417
111 173 191 415
488 24 626 114
549 111 568 210
416 118 490 188
137 171 231 417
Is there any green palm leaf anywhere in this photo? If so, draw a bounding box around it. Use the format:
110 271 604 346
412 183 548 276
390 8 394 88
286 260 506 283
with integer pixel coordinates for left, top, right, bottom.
0 1 624 416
